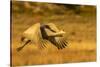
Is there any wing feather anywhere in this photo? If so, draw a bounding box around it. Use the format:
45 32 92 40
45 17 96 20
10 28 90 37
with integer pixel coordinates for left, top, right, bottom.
37 26 47 48
23 23 41 42
22 23 46 47
55 37 68 49
22 23 68 49
46 23 60 32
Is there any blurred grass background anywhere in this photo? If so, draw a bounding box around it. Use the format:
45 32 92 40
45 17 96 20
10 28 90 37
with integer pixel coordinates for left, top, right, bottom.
11 1 96 66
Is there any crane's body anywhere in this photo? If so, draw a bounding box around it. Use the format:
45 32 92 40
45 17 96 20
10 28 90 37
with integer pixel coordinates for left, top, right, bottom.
17 23 68 51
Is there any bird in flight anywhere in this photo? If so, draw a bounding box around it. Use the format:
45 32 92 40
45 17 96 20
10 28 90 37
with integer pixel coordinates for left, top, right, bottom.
17 23 68 51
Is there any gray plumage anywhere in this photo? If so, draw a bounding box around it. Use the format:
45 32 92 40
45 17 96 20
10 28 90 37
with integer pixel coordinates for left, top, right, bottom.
17 23 68 51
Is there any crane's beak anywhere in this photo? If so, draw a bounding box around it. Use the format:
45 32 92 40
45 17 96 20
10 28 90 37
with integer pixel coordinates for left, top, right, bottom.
47 30 66 37
60 30 66 34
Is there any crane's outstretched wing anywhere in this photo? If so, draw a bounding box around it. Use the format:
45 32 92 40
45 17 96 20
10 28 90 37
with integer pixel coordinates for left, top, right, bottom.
21 23 68 49
55 37 68 49
46 23 60 32
23 23 41 41
41 23 68 49
48 36 68 49
22 23 48 48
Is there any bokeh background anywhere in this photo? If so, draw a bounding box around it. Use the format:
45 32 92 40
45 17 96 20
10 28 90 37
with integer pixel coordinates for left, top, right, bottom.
11 1 96 66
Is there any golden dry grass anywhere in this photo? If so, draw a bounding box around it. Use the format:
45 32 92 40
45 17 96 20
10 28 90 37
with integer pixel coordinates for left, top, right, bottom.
11 2 96 66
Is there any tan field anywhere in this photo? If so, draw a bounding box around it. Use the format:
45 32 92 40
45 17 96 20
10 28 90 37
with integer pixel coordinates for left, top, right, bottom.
11 1 96 66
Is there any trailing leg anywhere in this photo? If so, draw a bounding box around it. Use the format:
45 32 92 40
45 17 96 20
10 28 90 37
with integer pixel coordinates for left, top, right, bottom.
17 40 31 52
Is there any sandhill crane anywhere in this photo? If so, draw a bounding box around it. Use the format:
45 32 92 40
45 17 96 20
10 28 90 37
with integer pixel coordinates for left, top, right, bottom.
17 23 68 51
